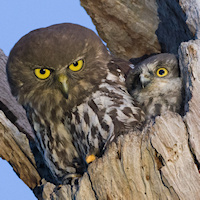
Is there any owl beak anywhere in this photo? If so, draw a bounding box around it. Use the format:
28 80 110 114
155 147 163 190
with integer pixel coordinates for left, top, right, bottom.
58 74 69 99
140 74 150 88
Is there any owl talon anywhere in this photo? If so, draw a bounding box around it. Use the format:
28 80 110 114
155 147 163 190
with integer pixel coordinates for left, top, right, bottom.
86 154 96 164
62 173 82 185
64 173 82 180
57 184 62 190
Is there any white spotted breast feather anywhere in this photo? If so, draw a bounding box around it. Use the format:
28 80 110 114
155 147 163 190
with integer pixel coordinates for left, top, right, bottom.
67 58 145 158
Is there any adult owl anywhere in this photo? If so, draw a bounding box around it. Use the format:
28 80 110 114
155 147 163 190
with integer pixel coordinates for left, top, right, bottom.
6 23 144 184
126 53 182 120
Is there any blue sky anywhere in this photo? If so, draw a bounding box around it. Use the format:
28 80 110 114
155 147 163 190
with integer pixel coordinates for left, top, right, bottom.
0 1 96 56
0 1 96 199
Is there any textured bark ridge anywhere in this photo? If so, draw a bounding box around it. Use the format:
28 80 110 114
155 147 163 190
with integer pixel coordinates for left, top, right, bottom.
0 49 41 189
0 50 33 139
179 40 200 168
1 1 200 200
80 0 194 59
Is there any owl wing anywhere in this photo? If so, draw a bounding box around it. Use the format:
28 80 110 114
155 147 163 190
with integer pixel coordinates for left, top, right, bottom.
107 58 132 80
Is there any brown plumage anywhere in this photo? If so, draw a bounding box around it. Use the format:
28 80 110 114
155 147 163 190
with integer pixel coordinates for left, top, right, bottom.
126 53 183 120
6 23 144 184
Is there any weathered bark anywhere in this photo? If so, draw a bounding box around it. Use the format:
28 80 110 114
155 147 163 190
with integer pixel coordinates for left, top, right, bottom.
0 1 200 200
179 40 200 167
0 110 41 189
0 50 34 139
0 49 41 189
80 0 194 59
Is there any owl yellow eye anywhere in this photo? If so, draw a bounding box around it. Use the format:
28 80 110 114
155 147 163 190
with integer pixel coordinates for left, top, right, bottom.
34 68 51 79
69 59 84 72
156 68 168 77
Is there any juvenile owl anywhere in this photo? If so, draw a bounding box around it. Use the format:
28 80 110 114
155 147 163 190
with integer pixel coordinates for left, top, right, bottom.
126 53 182 120
6 23 144 184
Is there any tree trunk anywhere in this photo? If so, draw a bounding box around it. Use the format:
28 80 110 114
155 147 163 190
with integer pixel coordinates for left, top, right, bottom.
1 1 200 199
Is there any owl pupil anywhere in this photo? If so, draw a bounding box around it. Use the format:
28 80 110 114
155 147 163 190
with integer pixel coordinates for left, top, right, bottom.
40 69 46 74
159 70 164 75
73 62 78 66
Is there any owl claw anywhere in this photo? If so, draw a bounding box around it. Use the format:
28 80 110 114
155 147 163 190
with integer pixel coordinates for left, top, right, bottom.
64 173 82 179
61 173 82 185
86 154 96 164
57 184 63 190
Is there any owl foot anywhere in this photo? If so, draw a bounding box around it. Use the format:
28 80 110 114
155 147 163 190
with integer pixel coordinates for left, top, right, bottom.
62 173 82 185
86 154 96 164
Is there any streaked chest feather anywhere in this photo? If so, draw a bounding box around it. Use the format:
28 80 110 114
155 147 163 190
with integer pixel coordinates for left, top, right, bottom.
31 71 143 179
68 72 143 155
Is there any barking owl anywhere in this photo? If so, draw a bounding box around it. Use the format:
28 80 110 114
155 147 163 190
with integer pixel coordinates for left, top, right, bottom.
126 53 182 120
6 23 144 183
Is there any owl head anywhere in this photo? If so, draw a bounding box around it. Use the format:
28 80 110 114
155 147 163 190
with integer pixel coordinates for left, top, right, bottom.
126 53 182 118
6 23 111 119
126 53 180 95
